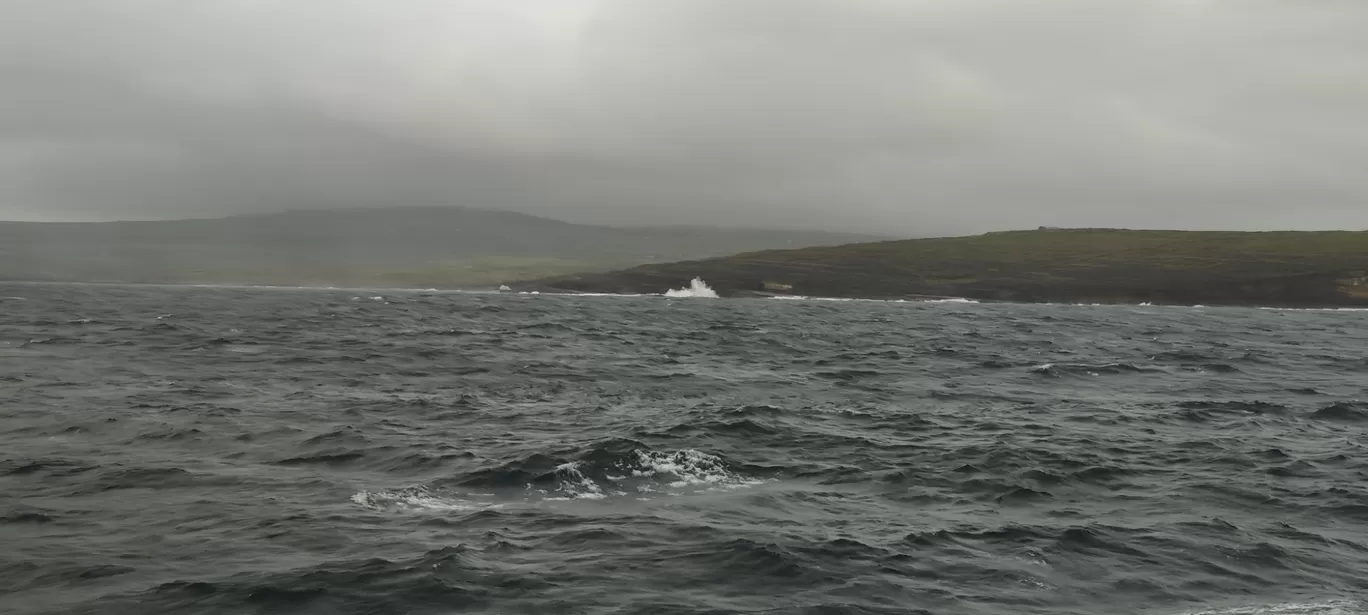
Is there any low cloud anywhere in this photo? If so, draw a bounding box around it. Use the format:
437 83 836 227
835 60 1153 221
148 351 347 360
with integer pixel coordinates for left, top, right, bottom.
1 0 1365 233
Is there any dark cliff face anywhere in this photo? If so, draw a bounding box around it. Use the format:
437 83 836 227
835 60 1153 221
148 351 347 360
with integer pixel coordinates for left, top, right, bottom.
527 229 1368 308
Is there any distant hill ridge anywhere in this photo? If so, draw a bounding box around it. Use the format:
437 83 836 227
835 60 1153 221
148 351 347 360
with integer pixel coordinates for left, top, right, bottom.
528 228 1368 308
0 207 886 287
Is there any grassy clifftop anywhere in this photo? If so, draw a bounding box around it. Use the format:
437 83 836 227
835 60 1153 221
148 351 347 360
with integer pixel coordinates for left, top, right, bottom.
530 229 1368 307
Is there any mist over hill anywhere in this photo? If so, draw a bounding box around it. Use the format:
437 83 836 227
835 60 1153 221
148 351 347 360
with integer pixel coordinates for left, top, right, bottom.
0 207 885 288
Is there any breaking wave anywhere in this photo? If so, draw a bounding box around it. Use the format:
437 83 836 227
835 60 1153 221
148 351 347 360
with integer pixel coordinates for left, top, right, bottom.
350 487 494 512
544 448 763 499
664 277 719 298
352 445 763 511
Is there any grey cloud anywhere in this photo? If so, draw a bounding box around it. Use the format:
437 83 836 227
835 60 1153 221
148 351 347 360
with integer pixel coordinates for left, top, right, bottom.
1 0 1365 233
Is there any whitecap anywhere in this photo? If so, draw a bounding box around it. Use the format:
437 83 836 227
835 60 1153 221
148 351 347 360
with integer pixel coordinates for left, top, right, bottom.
350 487 495 512
538 449 764 501
550 462 607 500
626 449 765 490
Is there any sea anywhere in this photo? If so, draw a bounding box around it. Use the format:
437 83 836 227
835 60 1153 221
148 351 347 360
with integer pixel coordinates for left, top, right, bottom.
2 281 1367 615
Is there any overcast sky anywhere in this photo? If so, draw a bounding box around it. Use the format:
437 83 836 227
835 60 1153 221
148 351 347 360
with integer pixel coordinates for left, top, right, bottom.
1 0 1365 234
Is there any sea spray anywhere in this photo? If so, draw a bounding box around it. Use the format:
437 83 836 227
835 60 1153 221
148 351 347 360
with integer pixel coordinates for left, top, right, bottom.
665 277 720 298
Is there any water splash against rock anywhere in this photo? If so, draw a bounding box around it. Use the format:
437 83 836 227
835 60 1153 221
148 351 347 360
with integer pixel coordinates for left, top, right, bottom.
664 277 719 298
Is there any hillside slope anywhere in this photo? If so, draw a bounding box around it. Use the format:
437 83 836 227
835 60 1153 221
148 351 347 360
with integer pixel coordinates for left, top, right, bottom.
0 207 883 287
528 229 1368 307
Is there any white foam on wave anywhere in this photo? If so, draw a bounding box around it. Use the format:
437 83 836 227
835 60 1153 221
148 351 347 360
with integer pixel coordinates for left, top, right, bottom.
665 277 720 298
350 487 496 512
550 462 608 500
1176 600 1363 615
543 449 763 500
353 448 765 507
628 449 763 488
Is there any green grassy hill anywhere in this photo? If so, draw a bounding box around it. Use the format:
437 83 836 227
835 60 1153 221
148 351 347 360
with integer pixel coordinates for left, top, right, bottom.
0 207 884 288
529 228 1368 307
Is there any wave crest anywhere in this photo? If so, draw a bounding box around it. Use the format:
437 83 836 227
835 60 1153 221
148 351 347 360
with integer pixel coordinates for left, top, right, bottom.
351 487 493 512
543 447 762 499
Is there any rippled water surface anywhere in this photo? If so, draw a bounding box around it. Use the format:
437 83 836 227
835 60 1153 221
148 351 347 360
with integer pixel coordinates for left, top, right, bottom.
3 283 1368 615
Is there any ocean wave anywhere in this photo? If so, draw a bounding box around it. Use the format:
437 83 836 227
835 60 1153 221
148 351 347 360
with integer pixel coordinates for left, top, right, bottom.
1311 402 1368 422
1259 307 1368 313
1177 600 1364 615
770 295 979 304
1177 400 1288 415
1 459 97 477
351 487 495 512
2 511 55 524
541 447 764 499
352 443 763 512
11 282 1368 614
126 546 512 613
275 452 366 466
1030 362 1161 377
441 441 764 501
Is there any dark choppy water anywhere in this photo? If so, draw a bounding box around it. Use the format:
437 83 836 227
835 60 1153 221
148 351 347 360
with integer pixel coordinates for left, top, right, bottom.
3 283 1368 615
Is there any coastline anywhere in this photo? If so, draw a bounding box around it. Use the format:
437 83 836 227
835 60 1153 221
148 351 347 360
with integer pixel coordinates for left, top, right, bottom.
8 277 1368 311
